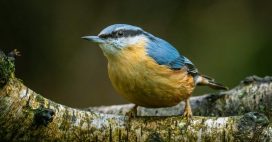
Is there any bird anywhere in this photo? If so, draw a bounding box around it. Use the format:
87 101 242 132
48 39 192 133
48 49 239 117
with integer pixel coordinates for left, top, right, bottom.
82 24 227 117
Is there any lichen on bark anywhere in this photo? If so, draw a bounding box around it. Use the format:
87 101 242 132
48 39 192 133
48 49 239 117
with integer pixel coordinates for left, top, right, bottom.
0 50 15 88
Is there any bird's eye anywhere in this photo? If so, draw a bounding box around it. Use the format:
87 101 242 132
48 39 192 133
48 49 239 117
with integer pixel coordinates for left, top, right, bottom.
117 30 124 37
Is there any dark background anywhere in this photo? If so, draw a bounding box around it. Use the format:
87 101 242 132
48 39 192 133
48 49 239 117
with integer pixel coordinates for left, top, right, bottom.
1 0 271 108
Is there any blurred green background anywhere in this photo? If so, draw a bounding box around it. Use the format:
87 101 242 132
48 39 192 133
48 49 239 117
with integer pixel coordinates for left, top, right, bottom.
1 0 271 108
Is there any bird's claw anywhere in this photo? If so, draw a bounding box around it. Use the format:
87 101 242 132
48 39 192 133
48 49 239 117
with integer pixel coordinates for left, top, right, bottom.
182 110 193 119
125 105 138 119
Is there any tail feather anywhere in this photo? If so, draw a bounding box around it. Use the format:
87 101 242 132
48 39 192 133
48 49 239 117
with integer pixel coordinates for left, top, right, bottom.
195 75 228 90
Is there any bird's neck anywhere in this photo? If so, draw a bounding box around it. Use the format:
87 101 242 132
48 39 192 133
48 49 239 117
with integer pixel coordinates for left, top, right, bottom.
104 40 148 63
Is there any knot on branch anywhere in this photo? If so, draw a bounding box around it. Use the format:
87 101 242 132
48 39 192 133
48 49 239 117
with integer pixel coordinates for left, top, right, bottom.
34 107 55 127
236 112 269 141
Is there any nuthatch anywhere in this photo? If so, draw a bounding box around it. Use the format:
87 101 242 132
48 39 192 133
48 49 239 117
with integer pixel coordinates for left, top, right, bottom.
82 24 227 117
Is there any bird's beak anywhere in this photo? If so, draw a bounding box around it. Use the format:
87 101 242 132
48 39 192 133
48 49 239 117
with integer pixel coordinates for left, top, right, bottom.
81 36 105 44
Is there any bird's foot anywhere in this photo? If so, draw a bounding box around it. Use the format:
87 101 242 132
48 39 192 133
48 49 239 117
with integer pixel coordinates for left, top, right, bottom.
182 99 193 119
125 105 138 119
182 109 193 119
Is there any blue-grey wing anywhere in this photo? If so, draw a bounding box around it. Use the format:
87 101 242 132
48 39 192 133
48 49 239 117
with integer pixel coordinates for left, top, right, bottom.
146 36 185 69
146 35 198 75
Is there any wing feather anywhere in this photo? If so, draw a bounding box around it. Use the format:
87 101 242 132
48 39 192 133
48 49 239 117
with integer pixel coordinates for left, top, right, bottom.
146 34 198 75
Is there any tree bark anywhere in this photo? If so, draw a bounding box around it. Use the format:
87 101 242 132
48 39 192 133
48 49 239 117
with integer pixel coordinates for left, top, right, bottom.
0 50 271 142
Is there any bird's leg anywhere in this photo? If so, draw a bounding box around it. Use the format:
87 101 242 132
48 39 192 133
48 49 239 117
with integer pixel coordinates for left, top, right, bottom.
125 104 138 118
182 99 193 118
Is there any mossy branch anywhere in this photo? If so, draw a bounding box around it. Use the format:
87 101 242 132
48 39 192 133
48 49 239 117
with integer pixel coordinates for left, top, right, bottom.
0 51 271 141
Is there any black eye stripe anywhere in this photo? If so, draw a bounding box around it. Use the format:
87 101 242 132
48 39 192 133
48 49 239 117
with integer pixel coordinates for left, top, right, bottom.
99 30 143 39
99 34 111 39
122 30 142 37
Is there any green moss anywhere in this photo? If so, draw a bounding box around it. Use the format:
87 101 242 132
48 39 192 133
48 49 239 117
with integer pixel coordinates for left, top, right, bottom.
146 132 163 142
35 95 45 106
259 105 265 112
238 92 247 98
235 112 269 141
59 109 72 131
0 51 15 88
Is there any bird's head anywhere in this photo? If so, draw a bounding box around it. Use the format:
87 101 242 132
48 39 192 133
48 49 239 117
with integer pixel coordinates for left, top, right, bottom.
82 24 149 56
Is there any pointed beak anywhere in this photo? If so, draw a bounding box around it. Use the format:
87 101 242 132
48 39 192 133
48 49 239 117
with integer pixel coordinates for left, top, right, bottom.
81 36 105 44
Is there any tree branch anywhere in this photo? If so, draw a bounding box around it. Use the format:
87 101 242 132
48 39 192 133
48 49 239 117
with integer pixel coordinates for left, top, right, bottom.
0 50 271 141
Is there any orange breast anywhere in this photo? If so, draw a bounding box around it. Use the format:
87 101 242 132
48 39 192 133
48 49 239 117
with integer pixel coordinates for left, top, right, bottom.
107 40 195 108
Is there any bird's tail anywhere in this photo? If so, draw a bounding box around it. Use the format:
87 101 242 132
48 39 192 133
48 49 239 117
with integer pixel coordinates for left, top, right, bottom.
195 75 228 90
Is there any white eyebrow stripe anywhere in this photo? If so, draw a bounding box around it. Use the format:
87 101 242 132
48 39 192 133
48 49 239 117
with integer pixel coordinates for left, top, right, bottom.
115 27 124 31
